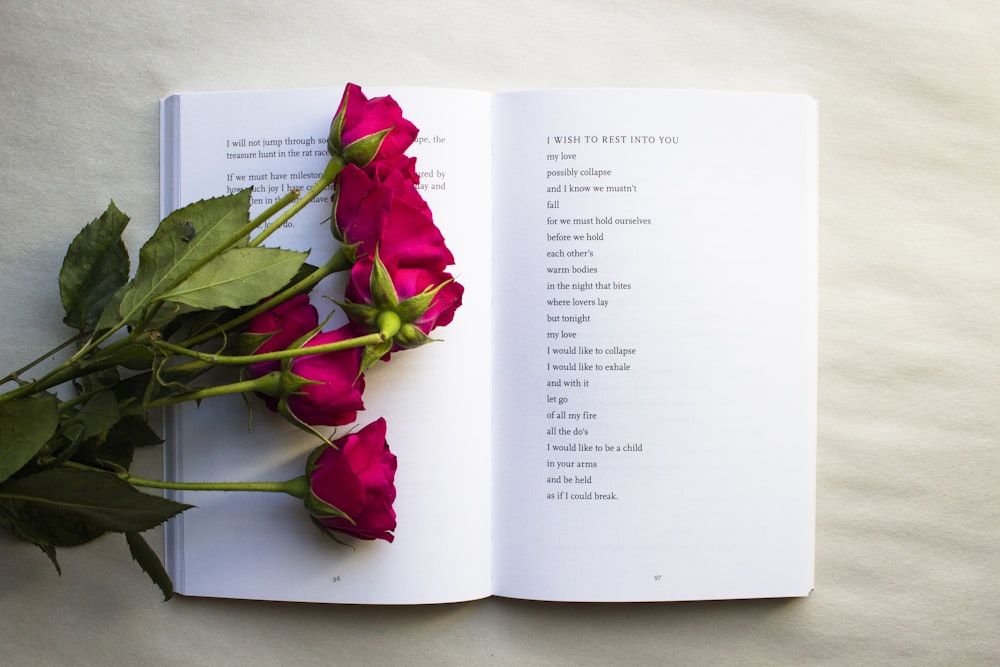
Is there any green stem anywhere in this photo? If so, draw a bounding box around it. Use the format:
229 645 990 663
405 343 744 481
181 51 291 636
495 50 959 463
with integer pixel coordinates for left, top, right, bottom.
0 331 90 388
161 358 213 376
251 189 304 229
62 460 310 498
156 332 384 367
250 155 345 248
140 373 283 411
59 388 101 412
127 473 310 498
0 332 156 407
0 356 112 406
377 310 402 339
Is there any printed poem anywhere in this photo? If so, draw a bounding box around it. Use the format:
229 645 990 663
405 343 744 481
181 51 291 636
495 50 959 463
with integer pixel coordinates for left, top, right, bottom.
540 133 679 502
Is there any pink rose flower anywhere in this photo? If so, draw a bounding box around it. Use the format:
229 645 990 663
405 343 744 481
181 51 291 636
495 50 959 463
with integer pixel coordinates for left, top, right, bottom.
328 83 419 175
334 164 454 272
368 154 419 184
244 294 319 377
256 323 366 427
306 418 397 542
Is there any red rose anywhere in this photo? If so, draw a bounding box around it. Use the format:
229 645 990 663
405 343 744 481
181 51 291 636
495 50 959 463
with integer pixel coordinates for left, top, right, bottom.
334 164 453 272
328 83 419 175
305 418 396 542
245 294 319 378
256 323 366 427
346 256 464 341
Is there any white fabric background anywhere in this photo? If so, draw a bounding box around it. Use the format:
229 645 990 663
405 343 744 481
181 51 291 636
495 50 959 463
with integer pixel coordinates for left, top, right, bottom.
1 1 997 664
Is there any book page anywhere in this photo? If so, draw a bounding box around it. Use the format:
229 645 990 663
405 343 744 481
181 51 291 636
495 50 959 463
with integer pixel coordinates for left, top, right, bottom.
491 89 816 601
161 87 494 603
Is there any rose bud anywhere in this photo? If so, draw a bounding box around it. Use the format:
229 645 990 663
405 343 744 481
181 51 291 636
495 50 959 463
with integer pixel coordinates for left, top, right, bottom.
327 83 419 175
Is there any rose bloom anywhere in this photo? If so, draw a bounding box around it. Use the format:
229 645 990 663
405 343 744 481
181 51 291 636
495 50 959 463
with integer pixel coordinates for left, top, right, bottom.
334 164 453 272
346 256 464 338
329 83 419 177
306 418 397 542
256 323 366 427
244 294 318 377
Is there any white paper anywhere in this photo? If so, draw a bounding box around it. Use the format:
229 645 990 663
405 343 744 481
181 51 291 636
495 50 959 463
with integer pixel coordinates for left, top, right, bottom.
491 89 816 601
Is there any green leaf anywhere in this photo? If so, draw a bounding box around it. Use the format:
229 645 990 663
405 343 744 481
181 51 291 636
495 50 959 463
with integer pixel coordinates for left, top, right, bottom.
163 307 230 342
156 247 307 310
72 390 121 439
0 468 193 547
163 260 319 343
125 531 174 601
93 282 128 334
77 414 163 472
39 543 62 574
0 393 60 484
141 301 199 332
59 202 131 331
47 392 121 470
1 503 64 573
73 365 121 396
111 371 161 413
118 190 253 325
110 415 163 449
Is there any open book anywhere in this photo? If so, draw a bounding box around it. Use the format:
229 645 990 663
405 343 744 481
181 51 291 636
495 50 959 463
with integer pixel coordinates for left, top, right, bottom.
160 86 817 604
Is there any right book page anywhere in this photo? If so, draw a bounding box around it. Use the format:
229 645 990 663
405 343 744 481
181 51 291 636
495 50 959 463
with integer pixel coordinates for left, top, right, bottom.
491 89 817 602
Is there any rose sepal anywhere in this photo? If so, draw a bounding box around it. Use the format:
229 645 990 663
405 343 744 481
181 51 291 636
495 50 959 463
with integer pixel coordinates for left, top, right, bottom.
338 300 380 330
304 492 355 524
393 323 435 349
267 334 345 444
302 444 356 523
327 187 363 263
236 331 275 358
368 252 398 309
394 278 454 324
274 384 338 446
327 96 347 153
359 338 394 373
326 86 390 166
245 369 291 398
342 129 392 168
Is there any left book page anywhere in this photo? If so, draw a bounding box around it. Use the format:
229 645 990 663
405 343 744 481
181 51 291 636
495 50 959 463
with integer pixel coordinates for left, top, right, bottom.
160 87 494 604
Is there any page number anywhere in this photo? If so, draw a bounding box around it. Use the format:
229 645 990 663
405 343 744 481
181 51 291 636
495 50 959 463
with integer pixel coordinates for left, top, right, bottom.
653 574 662 582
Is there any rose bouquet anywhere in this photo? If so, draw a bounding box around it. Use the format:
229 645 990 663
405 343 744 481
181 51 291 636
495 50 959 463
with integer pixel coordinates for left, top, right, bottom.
0 84 461 599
